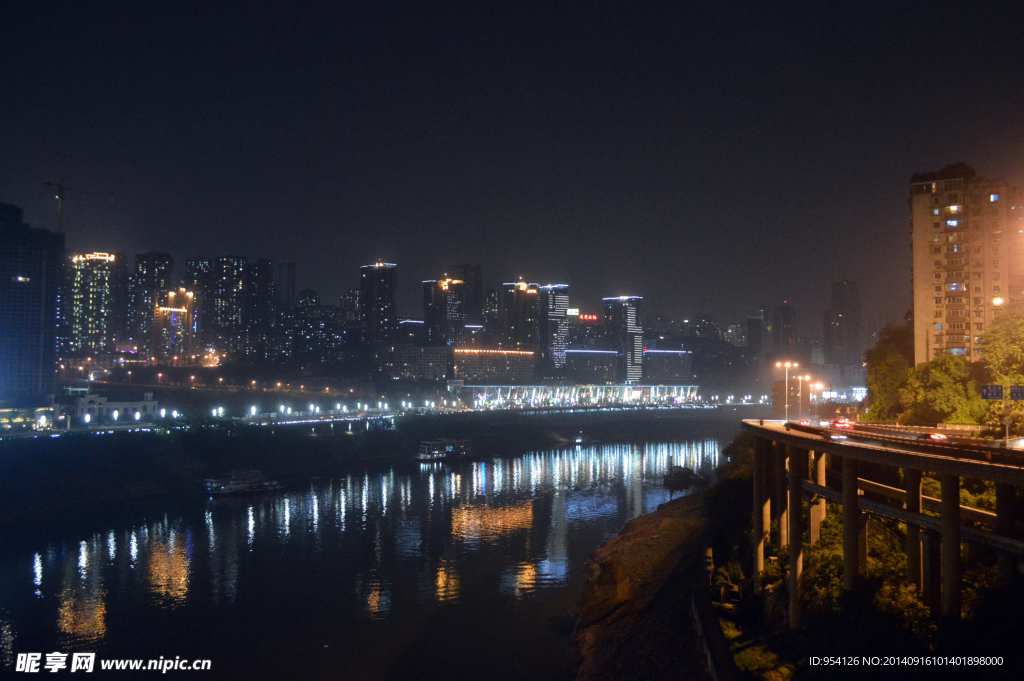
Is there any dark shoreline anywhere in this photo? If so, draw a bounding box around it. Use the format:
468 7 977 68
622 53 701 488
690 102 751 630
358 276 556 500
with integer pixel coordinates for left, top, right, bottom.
0 407 763 527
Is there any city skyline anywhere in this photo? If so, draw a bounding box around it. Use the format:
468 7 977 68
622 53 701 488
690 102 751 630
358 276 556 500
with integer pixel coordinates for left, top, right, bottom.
5 3 1024 334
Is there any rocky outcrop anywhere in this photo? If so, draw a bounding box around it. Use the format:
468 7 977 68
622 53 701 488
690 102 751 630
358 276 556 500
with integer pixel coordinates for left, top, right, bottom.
572 493 711 681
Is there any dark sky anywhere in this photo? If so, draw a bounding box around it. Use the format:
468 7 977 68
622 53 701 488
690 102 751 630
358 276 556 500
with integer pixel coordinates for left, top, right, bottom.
3 1 1024 335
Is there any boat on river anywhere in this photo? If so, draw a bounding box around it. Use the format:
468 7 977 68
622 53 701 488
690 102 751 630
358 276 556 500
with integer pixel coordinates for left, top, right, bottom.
204 470 282 496
417 438 472 461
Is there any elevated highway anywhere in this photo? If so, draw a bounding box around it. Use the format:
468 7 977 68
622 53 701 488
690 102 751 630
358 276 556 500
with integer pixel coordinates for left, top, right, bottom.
743 419 1024 628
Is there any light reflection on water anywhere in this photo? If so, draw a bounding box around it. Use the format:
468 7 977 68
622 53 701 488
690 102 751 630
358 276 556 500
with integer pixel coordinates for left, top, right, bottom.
2 438 719 676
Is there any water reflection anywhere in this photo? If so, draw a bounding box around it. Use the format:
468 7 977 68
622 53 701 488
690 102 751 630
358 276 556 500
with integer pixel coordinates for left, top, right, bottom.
6 438 719 653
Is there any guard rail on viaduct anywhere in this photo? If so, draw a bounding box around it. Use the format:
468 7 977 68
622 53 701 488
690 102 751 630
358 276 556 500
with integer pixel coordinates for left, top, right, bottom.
743 420 1024 628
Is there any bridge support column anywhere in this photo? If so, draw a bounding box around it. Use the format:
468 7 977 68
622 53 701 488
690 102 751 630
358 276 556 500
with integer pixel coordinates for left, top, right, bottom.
922 530 942 613
809 450 826 545
905 469 922 590
842 456 859 590
753 438 767 593
776 442 789 551
940 474 961 619
788 447 807 629
996 482 1015 586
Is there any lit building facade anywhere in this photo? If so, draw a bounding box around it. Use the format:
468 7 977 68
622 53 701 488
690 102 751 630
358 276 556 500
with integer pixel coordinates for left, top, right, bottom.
910 164 1024 364
0 203 64 402
771 303 796 358
153 288 197 362
452 348 535 383
538 284 570 376
423 277 465 346
68 253 122 354
211 256 247 353
448 263 483 325
360 262 398 353
133 252 173 357
502 281 539 350
603 296 643 383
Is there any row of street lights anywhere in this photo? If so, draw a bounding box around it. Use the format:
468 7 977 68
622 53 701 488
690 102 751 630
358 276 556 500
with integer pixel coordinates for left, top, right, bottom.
776 361 823 421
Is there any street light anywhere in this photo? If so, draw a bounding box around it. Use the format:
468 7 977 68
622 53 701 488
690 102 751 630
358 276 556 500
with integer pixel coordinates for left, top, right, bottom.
796 374 811 420
775 361 798 422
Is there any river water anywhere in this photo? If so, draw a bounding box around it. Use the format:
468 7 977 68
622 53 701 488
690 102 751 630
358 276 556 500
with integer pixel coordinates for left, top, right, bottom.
0 426 734 679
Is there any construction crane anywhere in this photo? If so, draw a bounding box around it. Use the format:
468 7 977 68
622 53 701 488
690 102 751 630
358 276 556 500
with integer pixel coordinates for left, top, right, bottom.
43 179 111 233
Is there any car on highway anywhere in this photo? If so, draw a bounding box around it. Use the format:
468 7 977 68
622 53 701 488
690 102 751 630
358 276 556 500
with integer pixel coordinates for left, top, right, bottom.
917 432 949 442
830 419 854 430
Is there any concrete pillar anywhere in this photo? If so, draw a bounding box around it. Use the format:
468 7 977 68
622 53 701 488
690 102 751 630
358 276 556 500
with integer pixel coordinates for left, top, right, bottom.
776 441 789 551
810 451 826 544
842 456 859 590
905 469 922 590
789 447 807 629
858 514 869 572
922 530 942 613
940 475 961 619
753 438 765 593
996 482 1015 586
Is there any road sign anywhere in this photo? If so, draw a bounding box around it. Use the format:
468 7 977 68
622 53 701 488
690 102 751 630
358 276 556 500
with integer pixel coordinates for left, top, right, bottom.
982 385 1004 400
1011 386 1024 401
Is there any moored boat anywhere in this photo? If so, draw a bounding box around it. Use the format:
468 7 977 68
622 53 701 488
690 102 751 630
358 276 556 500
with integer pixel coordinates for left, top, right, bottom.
204 470 282 495
417 438 471 461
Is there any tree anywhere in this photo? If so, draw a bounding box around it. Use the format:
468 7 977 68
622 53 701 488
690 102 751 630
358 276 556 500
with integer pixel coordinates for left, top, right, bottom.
978 308 1024 386
898 355 987 425
863 325 913 422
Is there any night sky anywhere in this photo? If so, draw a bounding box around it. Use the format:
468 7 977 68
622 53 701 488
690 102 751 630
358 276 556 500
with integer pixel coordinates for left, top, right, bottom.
3 1 1023 335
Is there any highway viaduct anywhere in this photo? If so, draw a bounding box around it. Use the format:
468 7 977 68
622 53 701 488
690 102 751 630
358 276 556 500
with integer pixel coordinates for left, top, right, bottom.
743 420 1024 628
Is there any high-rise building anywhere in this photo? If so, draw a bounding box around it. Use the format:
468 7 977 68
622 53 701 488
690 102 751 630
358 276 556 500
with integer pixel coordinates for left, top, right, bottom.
153 288 198 362
448 263 483 324
482 286 500 344
423 277 465 346
360 262 398 353
772 302 797 358
211 256 247 352
538 284 570 374
0 203 64 402
133 252 173 357
603 296 643 384
245 258 275 358
275 261 296 311
823 280 862 367
910 164 1024 364
746 308 768 356
502 281 539 350
67 253 122 354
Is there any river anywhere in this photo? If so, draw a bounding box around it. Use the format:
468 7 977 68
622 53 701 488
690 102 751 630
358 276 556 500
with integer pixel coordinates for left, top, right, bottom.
0 421 738 679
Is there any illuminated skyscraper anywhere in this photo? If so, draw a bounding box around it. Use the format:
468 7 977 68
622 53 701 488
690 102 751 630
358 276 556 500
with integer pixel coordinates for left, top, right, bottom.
502 281 539 351
360 262 398 352
133 252 173 357
245 258 275 358
538 284 570 375
211 256 247 352
0 202 64 401
910 164 1024 364
68 252 121 354
423 277 465 346
603 296 643 384
153 288 198 362
447 263 483 324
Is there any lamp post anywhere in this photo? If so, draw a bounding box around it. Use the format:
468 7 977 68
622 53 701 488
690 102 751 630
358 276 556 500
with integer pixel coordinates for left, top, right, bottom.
796 375 811 420
776 361 798 421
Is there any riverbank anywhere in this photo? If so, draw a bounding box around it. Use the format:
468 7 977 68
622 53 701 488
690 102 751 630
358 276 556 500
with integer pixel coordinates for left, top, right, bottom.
0 408 754 525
